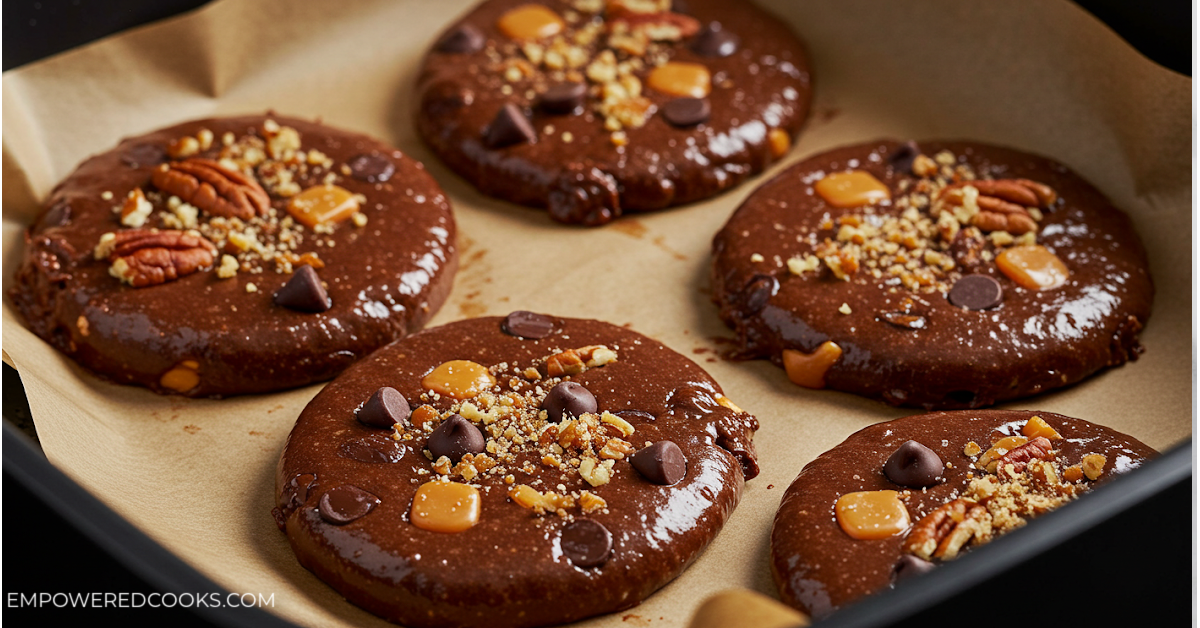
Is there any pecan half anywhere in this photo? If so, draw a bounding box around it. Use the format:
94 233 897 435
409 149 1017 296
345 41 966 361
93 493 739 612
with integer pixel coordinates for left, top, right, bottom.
98 229 218 288
151 158 270 220
995 436 1055 479
939 178 1056 236
607 8 700 42
902 498 992 561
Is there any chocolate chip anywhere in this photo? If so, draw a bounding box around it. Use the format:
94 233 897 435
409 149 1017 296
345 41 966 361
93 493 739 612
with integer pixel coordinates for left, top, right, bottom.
347 153 395 183
893 554 936 583
631 440 687 485
120 143 167 168
274 265 331 313
881 312 927 330
560 519 612 567
427 414 485 462
741 274 778 313
661 97 710 127
539 82 587 115
543 382 598 422
691 22 739 57
356 387 411 428
501 311 554 339
338 434 406 464
888 140 921 174
883 440 943 488
435 23 485 54
484 103 536 149
318 485 380 525
948 275 1003 310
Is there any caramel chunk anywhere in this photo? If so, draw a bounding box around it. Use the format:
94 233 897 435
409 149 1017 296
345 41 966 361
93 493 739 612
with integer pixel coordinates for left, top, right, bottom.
835 490 911 540
646 62 711 98
996 245 1068 290
768 128 791 159
782 341 842 389
1021 416 1062 441
286 184 360 228
497 4 564 41
814 171 890 208
160 360 200 393
411 481 481 533
421 360 496 399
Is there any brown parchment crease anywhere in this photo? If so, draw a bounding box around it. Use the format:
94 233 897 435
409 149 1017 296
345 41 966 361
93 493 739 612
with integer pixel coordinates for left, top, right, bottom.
1 1 1191 626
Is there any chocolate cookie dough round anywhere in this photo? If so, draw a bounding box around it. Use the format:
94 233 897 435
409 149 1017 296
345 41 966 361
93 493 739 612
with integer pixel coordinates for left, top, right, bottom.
273 313 760 627
712 139 1153 409
10 115 456 396
415 0 811 226
771 409 1156 618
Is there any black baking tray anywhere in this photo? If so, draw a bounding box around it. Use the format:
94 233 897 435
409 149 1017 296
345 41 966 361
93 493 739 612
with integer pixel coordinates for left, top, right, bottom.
2 1 1192 626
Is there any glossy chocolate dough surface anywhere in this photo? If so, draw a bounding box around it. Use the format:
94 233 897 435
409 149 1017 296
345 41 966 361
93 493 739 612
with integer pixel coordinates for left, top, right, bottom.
771 409 1156 618
712 140 1153 409
10 115 456 396
414 0 811 226
275 315 759 628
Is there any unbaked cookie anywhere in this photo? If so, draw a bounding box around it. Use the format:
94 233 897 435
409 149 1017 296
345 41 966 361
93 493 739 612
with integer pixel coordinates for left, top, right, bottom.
770 409 1155 618
273 313 760 627
711 139 1153 409
10 114 456 396
415 0 811 225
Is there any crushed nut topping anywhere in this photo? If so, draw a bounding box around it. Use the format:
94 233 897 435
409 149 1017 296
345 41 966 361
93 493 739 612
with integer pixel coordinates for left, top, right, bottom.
790 150 1059 295
93 120 365 287
486 0 709 139
901 418 1105 562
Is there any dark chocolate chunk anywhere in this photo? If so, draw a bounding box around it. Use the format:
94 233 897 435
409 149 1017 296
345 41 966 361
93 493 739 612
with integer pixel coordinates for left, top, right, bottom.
543 381 598 422
691 22 739 57
120 143 167 168
661 97 711 127
883 440 942 488
274 265 332 313
631 440 687 485
38 202 71 231
888 140 921 174
881 312 927 330
318 485 380 525
484 103 536 149
616 410 656 422
501 311 555 339
338 435 406 464
435 23 485 54
347 153 396 183
539 82 587 115
277 472 317 512
547 164 620 226
669 384 720 416
741 274 778 313
893 554 937 583
427 414 485 462
274 472 317 530
560 519 612 568
948 275 1003 310
356 387 411 428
